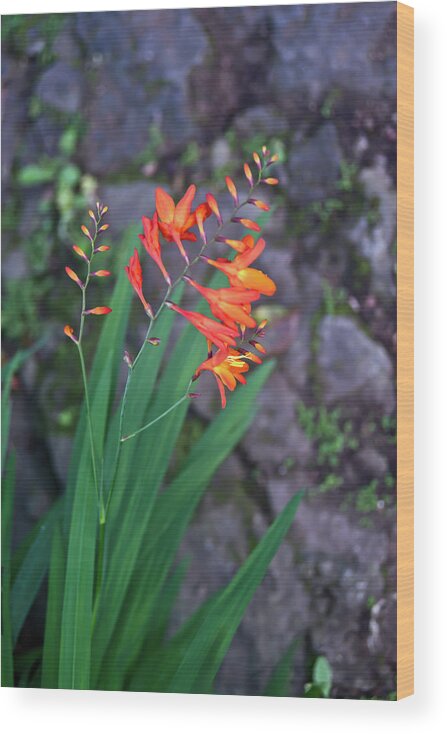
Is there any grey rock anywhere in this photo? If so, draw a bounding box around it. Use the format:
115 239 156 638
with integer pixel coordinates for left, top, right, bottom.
317 315 395 412
270 2 396 107
349 155 397 300
36 61 82 114
233 105 289 138
294 498 394 694
78 10 206 173
210 137 232 170
99 181 157 236
356 447 389 479
282 318 312 393
288 124 343 205
242 371 312 476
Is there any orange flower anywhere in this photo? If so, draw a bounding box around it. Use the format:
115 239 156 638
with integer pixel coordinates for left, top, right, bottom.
183 276 259 329
125 249 153 317
165 301 239 350
202 238 276 296
155 184 197 264
193 348 250 409
139 213 171 286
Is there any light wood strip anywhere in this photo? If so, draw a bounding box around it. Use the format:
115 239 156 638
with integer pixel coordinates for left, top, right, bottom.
396 0 414 701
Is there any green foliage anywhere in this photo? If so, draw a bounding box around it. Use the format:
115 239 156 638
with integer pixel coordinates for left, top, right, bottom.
336 161 358 193
264 639 300 697
297 403 359 470
304 655 333 698
3 228 301 691
1 13 66 62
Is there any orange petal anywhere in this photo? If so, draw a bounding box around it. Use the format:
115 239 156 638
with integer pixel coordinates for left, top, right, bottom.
155 187 175 223
238 267 277 296
225 176 238 204
239 218 261 232
84 306 112 315
252 151 262 170
63 324 78 343
72 245 88 261
206 193 222 224
174 184 196 228
251 199 270 211
65 266 83 287
244 163 254 186
92 270 111 277
262 177 279 185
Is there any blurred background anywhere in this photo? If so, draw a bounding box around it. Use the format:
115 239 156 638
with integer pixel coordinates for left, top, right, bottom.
2 2 397 699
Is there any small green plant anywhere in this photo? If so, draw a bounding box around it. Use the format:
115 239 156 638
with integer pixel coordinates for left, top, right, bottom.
336 160 358 192
304 655 333 698
297 403 359 469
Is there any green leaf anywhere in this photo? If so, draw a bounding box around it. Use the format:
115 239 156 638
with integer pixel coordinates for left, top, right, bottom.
59 127 78 156
264 639 300 697
2 337 46 468
1 453 16 686
17 163 56 186
10 499 61 645
96 361 275 689
41 522 65 688
158 492 302 694
313 655 332 698
58 163 81 188
58 360 113 690
171 491 302 693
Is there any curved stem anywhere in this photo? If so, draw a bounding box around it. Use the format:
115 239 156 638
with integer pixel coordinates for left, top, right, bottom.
120 383 192 443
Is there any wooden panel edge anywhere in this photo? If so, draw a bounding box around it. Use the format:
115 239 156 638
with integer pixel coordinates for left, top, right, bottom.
396 0 414 701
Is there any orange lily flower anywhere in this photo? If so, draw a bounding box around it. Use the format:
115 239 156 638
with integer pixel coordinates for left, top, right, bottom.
183 276 259 329
139 213 171 286
202 237 276 296
125 248 153 317
155 184 197 264
165 301 239 350
193 347 250 409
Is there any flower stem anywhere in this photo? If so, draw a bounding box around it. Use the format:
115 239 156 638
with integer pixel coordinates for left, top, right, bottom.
91 514 106 634
120 383 192 443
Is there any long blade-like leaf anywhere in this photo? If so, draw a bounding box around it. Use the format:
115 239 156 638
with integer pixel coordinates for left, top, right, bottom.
1 453 16 685
167 492 303 693
100 362 275 687
58 360 113 689
10 499 60 645
41 522 65 688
